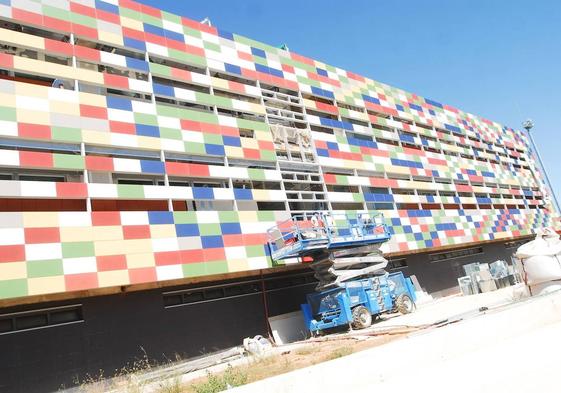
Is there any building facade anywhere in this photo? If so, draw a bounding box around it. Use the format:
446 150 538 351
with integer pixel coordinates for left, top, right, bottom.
0 0 558 391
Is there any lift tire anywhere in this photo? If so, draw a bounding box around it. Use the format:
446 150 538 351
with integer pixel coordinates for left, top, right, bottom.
395 294 415 314
351 306 372 329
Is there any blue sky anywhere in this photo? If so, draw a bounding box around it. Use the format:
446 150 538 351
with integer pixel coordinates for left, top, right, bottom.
139 0 561 197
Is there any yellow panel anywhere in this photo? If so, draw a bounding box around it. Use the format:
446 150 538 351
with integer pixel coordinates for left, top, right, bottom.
251 189 267 201
98 270 130 288
137 135 162 150
126 252 155 268
240 138 258 149
14 57 72 81
14 80 48 97
225 146 243 158
237 211 257 221
0 92 16 107
0 262 26 280
27 276 65 296
98 31 124 47
17 109 50 125
95 239 153 256
227 259 249 272
150 224 176 238
211 77 229 90
0 28 45 50
60 227 93 242
23 212 59 228
72 67 104 85
248 103 265 114
49 100 80 116
120 16 144 31
92 226 123 241
79 91 107 106
82 130 111 145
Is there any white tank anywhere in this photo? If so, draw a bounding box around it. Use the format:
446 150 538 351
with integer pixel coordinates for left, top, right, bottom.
515 228 561 295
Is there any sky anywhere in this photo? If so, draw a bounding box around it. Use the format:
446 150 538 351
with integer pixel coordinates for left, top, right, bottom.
139 0 561 198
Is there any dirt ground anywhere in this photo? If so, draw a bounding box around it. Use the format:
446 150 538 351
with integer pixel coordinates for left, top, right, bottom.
183 332 405 392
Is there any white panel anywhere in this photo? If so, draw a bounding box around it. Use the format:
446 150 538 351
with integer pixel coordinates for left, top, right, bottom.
174 87 196 102
151 237 179 252
225 246 246 260
156 265 183 281
26 243 62 261
16 96 49 112
129 79 151 93
108 108 135 123
146 42 168 57
113 158 141 173
100 51 127 68
87 183 119 198
20 181 56 197
0 228 24 245
59 212 92 227
63 256 97 274
0 149 19 166
212 188 234 200
120 211 149 225
162 20 184 34
0 120 18 137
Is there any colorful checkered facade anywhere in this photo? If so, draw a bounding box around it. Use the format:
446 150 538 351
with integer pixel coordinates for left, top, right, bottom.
0 0 557 301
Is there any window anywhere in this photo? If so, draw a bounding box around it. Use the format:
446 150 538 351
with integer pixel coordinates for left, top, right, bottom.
0 305 83 335
387 258 408 269
428 247 483 262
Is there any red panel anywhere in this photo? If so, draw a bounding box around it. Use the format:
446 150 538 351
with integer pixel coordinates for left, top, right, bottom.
179 249 204 264
316 101 339 114
70 2 96 17
56 182 88 198
19 151 53 168
199 122 221 134
180 119 201 131
290 52 315 66
96 8 120 24
19 123 51 140
122 27 145 41
144 32 166 47
165 162 187 176
120 0 142 11
24 227 60 244
42 15 71 32
188 163 210 177
243 148 261 160
181 16 217 35
44 39 73 56
170 67 192 82
123 225 151 240
204 248 225 262
154 251 181 266
109 121 136 134
227 81 245 93
80 104 107 119
141 3 162 18
428 158 447 166
238 51 253 61
65 273 98 291
166 38 186 52
91 211 121 226
184 44 205 58
222 234 244 247
104 73 129 89
220 126 240 137
242 233 267 245
0 53 13 68
281 64 295 73
12 8 43 26
257 140 274 151
97 255 127 271
0 245 25 262
85 156 114 171
73 45 101 61
129 267 157 284
72 23 98 40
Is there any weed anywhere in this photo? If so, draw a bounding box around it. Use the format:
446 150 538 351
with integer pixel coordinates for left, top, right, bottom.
294 346 317 356
192 365 248 393
324 346 354 361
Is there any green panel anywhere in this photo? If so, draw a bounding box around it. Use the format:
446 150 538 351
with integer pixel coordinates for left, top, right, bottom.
52 127 82 143
161 10 181 24
183 26 202 38
173 211 197 224
218 211 239 222
117 184 145 199
27 259 63 278
159 127 182 140
202 133 223 145
120 8 142 22
184 142 207 155
0 107 16 121
247 168 266 181
203 42 221 52
169 49 206 67
62 242 95 258
141 14 163 27
0 279 27 299
246 245 265 258
256 211 275 221
259 150 277 161
199 223 221 236
53 154 84 170
70 13 97 28
182 262 206 277
149 63 172 77
42 5 71 21
205 260 229 275
134 113 159 126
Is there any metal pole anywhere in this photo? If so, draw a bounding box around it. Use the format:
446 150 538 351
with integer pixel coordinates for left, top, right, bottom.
524 120 561 215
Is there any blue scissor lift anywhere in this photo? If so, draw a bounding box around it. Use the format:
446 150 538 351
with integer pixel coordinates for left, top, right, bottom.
267 212 417 333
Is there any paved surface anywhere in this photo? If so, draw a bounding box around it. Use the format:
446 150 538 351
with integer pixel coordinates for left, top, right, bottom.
232 287 561 393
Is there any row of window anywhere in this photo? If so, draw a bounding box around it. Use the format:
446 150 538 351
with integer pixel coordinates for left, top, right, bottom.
0 305 83 335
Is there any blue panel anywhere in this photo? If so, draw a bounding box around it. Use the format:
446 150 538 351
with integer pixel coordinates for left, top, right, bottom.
311 86 334 99
396 104 404 112
205 144 225 156
152 83 174 97
316 149 329 157
482 171 495 178
341 121 354 131
425 98 443 108
201 235 224 248
466 169 477 175
362 95 380 105
223 136 241 147
136 124 160 138
403 225 412 233
391 218 401 226
390 158 422 169
427 195 434 203
95 0 119 14
225 63 242 75
106 96 132 111
399 134 415 143
251 47 267 58
148 211 174 225
444 123 462 134
326 142 339 151
316 68 328 77
255 63 270 74
220 222 242 235
140 160 165 174
192 187 215 200
164 29 185 43
0 0 10 5
123 37 146 51
217 29 234 40
175 224 200 237
144 23 166 38
414 232 423 241
476 197 492 204
126 57 149 72
409 103 423 112
429 109 436 116
430 231 438 239
234 188 253 200
269 67 284 78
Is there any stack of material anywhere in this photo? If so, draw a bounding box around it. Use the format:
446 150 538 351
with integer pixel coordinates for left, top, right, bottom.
515 228 561 296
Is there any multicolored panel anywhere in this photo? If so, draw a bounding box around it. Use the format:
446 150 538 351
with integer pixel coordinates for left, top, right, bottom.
0 210 291 300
